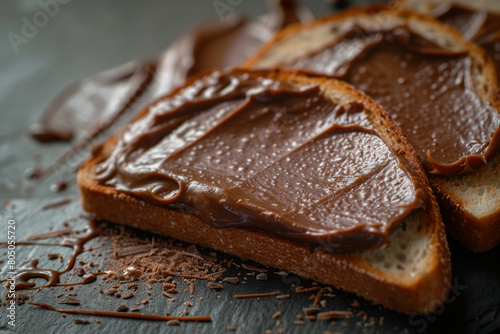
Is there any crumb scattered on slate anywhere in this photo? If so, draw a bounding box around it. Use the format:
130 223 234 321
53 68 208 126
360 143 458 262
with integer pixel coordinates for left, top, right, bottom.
116 304 129 312
74 319 90 324
167 320 180 326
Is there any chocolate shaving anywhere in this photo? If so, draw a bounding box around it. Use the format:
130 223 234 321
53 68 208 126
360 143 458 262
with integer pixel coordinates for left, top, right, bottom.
235 291 280 299
122 293 134 299
74 319 90 324
272 311 281 319
317 311 353 320
222 277 239 284
41 198 71 211
256 273 267 281
27 228 73 240
47 253 64 262
276 294 290 300
313 288 323 307
207 282 224 290
115 244 153 258
116 304 129 312
241 264 267 272
295 286 321 294
303 307 320 315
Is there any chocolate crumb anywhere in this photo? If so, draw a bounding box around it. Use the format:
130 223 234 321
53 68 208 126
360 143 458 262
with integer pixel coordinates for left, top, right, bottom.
167 320 180 326
130 307 140 312
320 300 327 308
207 282 224 290
62 313 67 318
95 319 101 323
75 266 86 277
294 320 305 325
140 299 149 305
74 319 90 324
303 307 320 315
122 292 134 299
222 277 239 284
116 304 129 312
272 311 281 319
317 311 353 320
306 315 316 321
47 253 63 262
184 301 193 307
241 263 267 272
106 288 118 295
276 294 290 300
256 273 268 281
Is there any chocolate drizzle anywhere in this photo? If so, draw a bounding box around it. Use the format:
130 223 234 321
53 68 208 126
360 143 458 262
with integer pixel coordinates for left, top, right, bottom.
28 302 212 322
2 221 102 291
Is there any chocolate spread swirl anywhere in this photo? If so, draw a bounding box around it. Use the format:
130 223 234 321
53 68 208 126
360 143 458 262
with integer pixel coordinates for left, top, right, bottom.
94 69 424 252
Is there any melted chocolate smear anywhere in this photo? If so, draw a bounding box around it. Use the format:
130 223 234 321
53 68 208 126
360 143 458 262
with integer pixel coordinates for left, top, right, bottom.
3 221 102 291
27 0 312 181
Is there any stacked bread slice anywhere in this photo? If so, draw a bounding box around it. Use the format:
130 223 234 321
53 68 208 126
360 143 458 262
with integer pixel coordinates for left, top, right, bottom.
245 5 500 253
398 1 500 253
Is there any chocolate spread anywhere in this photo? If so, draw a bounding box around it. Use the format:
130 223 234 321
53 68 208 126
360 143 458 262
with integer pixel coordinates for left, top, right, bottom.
280 18 500 175
94 69 424 252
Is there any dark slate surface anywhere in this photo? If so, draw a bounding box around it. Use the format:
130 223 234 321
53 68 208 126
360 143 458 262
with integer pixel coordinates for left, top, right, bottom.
0 1 499 333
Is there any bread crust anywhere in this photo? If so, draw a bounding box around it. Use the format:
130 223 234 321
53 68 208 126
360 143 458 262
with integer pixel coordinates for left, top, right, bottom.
244 6 500 252
78 69 450 314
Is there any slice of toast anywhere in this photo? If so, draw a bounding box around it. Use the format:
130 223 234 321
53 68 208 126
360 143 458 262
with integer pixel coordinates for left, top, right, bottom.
400 1 500 252
78 69 450 314
244 5 500 252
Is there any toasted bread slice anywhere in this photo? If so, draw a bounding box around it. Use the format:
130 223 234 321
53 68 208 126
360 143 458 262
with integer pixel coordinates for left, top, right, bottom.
400 1 500 252
244 6 500 252
78 69 450 314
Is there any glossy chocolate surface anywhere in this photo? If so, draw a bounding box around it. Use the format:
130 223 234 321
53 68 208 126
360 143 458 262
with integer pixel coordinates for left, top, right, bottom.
284 22 500 175
94 70 424 251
